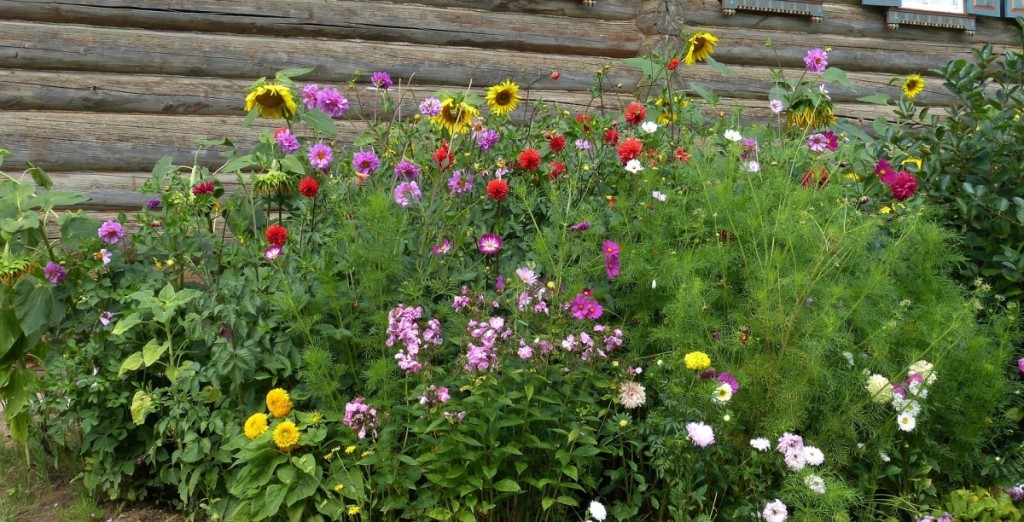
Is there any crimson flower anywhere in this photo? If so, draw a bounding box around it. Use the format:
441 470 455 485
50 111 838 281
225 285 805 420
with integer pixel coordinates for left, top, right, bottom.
518 148 541 171
548 135 566 153
624 103 646 125
266 224 288 246
486 179 509 201
617 137 643 164
192 181 215 196
298 176 320 198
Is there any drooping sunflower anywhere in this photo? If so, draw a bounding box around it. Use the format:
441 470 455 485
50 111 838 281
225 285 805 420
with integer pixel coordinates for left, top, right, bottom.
485 80 521 116
684 31 718 65
244 412 269 440
272 421 301 452
244 83 298 119
266 388 293 418
786 99 836 130
902 74 925 100
431 98 480 134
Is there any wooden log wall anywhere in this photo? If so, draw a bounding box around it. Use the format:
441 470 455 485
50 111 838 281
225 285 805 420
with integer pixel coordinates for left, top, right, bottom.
0 0 1017 213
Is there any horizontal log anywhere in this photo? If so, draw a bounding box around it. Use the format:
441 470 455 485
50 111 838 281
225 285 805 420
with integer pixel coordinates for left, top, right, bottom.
0 111 370 172
681 22 1016 75
0 21 640 91
0 69 639 118
42 171 242 210
0 0 643 58
381 0 639 20
682 0 1021 45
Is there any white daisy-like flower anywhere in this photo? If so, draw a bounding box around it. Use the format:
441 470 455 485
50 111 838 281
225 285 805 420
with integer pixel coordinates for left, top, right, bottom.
723 129 743 142
750 437 771 452
805 474 826 494
897 412 917 432
625 159 644 173
803 445 825 466
652 190 667 201
712 382 733 403
588 500 607 521
618 381 647 409
763 499 788 522
641 121 658 134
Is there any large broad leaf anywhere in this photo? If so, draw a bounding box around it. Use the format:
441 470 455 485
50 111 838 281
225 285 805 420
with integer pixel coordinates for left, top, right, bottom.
119 351 144 376
0 305 20 359
302 110 337 137
14 280 63 337
142 339 169 367
130 390 155 425
858 93 891 105
32 190 90 210
112 312 143 336
26 162 52 189
263 484 288 517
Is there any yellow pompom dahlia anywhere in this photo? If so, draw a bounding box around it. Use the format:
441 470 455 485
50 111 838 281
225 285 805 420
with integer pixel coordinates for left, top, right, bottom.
684 351 712 371
266 388 293 418
273 420 301 452
244 412 269 440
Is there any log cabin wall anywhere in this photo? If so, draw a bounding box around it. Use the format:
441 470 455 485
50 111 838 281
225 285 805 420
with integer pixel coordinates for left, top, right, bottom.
0 0 1018 217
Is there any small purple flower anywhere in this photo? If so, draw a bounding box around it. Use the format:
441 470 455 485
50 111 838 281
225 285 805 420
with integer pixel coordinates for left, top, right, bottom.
476 129 500 150
146 198 161 209
394 160 421 180
447 170 474 195
44 261 66 284
740 137 758 161
316 87 349 118
717 372 740 393
394 181 422 207
96 249 112 266
570 293 603 320
569 222 591 232
804 48 829 73
769 99 784 114
1006 486 1024 501
99 311 115 326
308 142 333 171
98 220 124 245
264 245 282 260
605 257 621 279
575 139 593 151
419 97 442 117
301 84 320 109
1017 357 1024 374
274 127 300 154
477 233 502 255
807 133 828 153
698 368 717 379
352 150 380 176
601 240 620 258
432 239 452 255
495 276 504 292
370 71 393 90
518 343 533 359
824 130 839 152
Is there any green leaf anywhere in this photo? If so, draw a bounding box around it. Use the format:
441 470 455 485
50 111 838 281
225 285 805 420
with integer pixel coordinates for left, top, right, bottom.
130 390 154 425
0 306 20 359
291 454 316 475
119 351 144 376
456 511 476 522
275 67 315 81
112 312 143 336
26 162 52 189
264 484 289 517
542 497 555 510
820 67 852 88
688 82 718 103
705 56 732 75
32 190 89 210
142 339 169 367
556 496 579 507
14 281 62 337
302 110 338 137
858 93 891 105
279 155 305 176
220 154 255 174
493 478 521 493
427 507 452 520
277 465 297 485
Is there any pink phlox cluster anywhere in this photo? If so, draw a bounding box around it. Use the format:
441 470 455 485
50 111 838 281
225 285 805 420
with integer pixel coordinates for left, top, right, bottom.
561 325 624 361
465 317 511 372
387 304 442 374
419 384 451 408
343 397 378 440
776 432 824 471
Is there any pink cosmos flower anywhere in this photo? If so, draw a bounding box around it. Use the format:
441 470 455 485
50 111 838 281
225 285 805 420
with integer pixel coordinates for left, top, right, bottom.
769 99 784 114
264 246 282 260
432 239 452 255
807 133 828 153
477 233 502 255
352 151 380 176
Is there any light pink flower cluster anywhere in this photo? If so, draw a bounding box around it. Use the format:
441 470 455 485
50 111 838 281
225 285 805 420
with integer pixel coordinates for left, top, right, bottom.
776 432 824 471
560 325 624 361
343 397 378 440
301 84 349 118
386 304 443 374
465 317 513 372
418 384 451 408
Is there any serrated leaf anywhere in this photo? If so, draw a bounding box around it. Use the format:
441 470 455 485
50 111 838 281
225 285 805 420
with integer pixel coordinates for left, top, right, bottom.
119 351 144 376
142 339 169 367
26 162 52 189
302 110 337 137
112 312 143 336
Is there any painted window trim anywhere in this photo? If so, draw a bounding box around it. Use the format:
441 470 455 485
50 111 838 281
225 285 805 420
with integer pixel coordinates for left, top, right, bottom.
721 0 826 22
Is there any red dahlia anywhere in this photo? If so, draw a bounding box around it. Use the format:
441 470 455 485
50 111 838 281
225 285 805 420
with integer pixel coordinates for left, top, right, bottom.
266 224 288 246
548 135 566 153
617 137 643 164
667 57 681 71
548 161 566 180
603 128 620 146
298 176 320 198
518 148 541 171
624 103 646 125
192 181 215 196
434 139 454 171
486 179 509 201
890 172 918 201
575 113 592 132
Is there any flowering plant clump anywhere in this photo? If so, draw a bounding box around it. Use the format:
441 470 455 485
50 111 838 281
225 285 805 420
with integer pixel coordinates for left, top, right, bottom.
2 35 1021 522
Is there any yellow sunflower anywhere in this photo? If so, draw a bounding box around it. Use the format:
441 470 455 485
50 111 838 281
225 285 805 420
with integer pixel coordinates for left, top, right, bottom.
272 420 301 452
683 351 712 371
902 74 925 100
266 388 293 418
486 80 521 116
786 103 836 130
244 412 269 440
684 31 718 65
244 83 297 119
431 98 480 135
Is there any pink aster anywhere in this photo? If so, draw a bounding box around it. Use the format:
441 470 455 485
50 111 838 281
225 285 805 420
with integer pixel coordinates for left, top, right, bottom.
44 261 66 284
394 160 421 180
274 127 300 154
308 142 333 171
769 99 784 114
477 233 502 255
352 150 380 176
824 130 839 151
316 87 349 118
419 97 442 117
98 220 124 244
301 84 320 109
394 181 422 207
264 245 282 260
804 48 828 73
